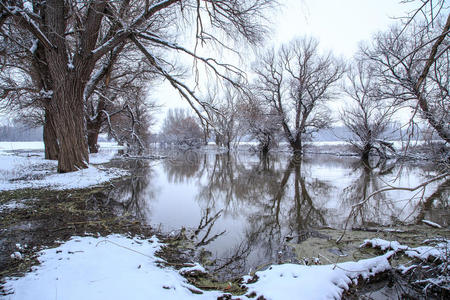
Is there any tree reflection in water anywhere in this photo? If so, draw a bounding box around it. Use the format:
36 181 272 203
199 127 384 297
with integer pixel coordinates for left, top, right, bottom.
164 153 332 278
338 159 446 229
115 151 446 280
416 178 449 227
340 160 393 227
106 159 156 222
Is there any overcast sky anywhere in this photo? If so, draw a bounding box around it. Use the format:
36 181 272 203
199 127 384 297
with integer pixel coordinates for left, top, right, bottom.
273 0 416 57
152 0 418 129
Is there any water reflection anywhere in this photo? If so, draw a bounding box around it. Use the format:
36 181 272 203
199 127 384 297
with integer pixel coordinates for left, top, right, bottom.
110 151 447 278
417 178 450 227
105 159 156 221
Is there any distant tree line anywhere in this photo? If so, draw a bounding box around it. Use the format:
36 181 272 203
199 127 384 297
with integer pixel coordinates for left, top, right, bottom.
0 123 42 141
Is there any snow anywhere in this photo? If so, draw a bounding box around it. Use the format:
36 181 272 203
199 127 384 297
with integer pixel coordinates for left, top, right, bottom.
360 238 409 252
38 89 53 99
10 252 23 260
0 199 29 212
397 264 417 274
178 263 206 275
422 219 442 228
2 234 396 300
405 241 450 261
244 252 393 300
89 151 118 164
0 149 127 191
362 238 450 262
2 235 222 300
29 39 38 54
0 142 45 151
22 1 32 12
0 141 122 151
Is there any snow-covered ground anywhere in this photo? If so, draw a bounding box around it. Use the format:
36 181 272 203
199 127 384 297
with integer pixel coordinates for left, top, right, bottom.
2 235 222 300
0 141 124 152
2 235 399 300
244 254 392 300
362 237 450 262
0 142 127 191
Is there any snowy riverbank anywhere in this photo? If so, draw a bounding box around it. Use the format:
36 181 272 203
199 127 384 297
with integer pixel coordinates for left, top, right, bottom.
0 142 127 191
0 235 402 300
4 233 448 299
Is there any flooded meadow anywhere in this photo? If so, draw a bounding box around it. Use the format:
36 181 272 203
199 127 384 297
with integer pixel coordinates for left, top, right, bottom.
106 149 449 280
1 146 448 298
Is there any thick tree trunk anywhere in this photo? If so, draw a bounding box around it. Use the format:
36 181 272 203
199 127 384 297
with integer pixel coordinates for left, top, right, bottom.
261 143 269 156
43 109 59 160
49 81 89 173
416 93 450 144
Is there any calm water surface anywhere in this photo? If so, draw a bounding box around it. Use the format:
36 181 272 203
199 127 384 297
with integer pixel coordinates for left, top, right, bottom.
109 150 448 278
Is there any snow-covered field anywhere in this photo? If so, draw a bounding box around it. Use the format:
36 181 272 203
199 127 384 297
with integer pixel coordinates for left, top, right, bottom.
0 142 127 191
0 141 124 152
1 235 409 300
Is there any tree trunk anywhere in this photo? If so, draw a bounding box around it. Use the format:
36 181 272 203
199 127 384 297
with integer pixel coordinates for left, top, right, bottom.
43 109 59 160
416 93 450 143
290 138 302 154
87 122 101 153
49 80 89 173
261 143 269 156
361 143 371 161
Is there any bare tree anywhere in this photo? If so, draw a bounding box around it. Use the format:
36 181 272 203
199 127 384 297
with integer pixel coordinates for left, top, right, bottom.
340 60 397 160
336 1 450 245
360 16 449 144
253 37 345 154
0 0 274 172
104 85 158 153
161 108 203 147
242 92 281 155
206 84 246 151
86 47 158 153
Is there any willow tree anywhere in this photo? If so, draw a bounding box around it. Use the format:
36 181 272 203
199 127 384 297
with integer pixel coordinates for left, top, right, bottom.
361 15 450 144
0 0 273 172
253 37 345 153
341 61 397 161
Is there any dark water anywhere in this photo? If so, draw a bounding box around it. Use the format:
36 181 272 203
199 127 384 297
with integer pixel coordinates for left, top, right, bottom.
108 150 449 278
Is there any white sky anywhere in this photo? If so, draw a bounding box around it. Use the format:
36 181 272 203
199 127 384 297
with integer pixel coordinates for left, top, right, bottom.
152 0 418 130
273 0 415 57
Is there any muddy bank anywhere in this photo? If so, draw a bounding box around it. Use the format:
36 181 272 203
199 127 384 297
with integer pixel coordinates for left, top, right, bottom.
0 184 149 278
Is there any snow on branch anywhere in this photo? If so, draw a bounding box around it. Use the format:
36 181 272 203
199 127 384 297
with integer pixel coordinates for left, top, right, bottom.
0 3 55 50
91 0 181 61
